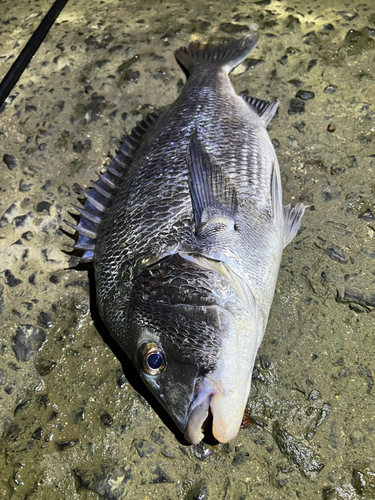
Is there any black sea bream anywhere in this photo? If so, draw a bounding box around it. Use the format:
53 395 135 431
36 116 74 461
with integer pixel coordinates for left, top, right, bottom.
69 36 305 443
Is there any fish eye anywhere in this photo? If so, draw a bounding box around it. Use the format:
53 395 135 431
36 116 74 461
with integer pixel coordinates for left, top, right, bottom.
138 342 166 376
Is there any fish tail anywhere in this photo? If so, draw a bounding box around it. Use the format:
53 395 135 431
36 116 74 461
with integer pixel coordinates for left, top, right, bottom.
174 35 258 77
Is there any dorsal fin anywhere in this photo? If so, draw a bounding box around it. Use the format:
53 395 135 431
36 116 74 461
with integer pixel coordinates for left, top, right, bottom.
187 131 238 237
65 111 160 263
241 94 279 127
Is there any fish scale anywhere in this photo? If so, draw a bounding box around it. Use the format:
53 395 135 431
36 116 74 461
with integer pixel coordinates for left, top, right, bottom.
68 35 305 444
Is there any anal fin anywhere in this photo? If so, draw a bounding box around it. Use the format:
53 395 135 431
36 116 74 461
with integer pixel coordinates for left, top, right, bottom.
187 131 238 238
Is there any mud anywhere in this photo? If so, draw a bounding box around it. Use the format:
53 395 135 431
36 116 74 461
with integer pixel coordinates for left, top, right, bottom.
0 0 374 498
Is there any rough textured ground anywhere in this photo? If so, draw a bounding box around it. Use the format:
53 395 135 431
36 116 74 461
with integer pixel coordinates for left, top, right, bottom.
0 0 374 499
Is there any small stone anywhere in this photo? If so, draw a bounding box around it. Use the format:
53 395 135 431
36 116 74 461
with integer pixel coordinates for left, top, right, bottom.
185 479 209 499
232 451 250 466
293 122 306 132
100 412 113 427
116 369 127 388
3 154 18 170
162 448 176 458
19 180 33 192
296 90 315 100
14 399 32 414
25 105 37 113
32 427 43 440
5 269 22 287
193 442 213 461
36 396 50 412
307 59 317 71
151 430 165 445
288 99 305 115
13 212 32 228
12 324 46 361
73 141 84 153
35 358 56 376
321 182 341 202
352 463 375 497
259 354 271 369
327 244 347 264
148 464 174 484
219 22 249 33
36 201 51 214
288 79 304 88
324 85 337 94
38 311 53 328
134 439 156 458
350 429 365 448
29 272 37 285
0 203 17 227
56 439 79 451
0 368 7 385
74 465 133 497
327 123 336 132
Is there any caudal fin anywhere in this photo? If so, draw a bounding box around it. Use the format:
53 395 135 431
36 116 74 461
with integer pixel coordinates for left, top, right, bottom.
174 35 258 77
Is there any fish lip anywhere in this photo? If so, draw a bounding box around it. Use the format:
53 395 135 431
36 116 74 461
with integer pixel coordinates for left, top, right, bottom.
183 377 217 444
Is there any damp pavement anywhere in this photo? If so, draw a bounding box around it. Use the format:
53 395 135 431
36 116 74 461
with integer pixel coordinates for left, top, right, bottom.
0 0 374 499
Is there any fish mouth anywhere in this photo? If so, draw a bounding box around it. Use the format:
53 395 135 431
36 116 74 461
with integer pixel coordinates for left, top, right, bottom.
184 376 247 444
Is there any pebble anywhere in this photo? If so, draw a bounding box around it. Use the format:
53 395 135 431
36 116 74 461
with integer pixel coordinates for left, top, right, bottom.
288 99 305 115
0 283 4 314
327 123 336 132
219 22 249 33
324 85 337 94
193 442 213 461
350 429 365 448
12 324 46 362
327 244 347 264
0 203 17 227
321 182 341 202
148 463 174 484
134 439 156 458
3 154 18 170
232 451 250 466
352 463 375 496
5 270 22 287
296 90 315 100
0 368 7 385
185 479 209 500
100 412 113 427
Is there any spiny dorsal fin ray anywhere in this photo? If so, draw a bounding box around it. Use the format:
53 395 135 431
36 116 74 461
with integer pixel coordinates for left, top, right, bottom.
241 94 279 127
187 131 238 237
66 111 160 263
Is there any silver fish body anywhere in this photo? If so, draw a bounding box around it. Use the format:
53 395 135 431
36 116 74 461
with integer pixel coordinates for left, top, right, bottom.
72 36 305 443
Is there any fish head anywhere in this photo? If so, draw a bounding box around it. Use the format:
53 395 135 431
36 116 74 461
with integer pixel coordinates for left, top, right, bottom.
126 253 263 444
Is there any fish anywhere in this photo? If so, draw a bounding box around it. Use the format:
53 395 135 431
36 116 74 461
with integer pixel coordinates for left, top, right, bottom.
68 35 305 444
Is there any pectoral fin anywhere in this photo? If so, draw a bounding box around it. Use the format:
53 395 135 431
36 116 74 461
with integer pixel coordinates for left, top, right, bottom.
283 203 306 248
187 131 238 237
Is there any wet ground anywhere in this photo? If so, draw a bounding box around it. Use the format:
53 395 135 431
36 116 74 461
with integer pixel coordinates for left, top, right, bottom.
0 0 374 498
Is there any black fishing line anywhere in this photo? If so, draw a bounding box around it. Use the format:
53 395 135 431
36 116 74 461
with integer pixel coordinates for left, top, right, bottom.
0 0 69 111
